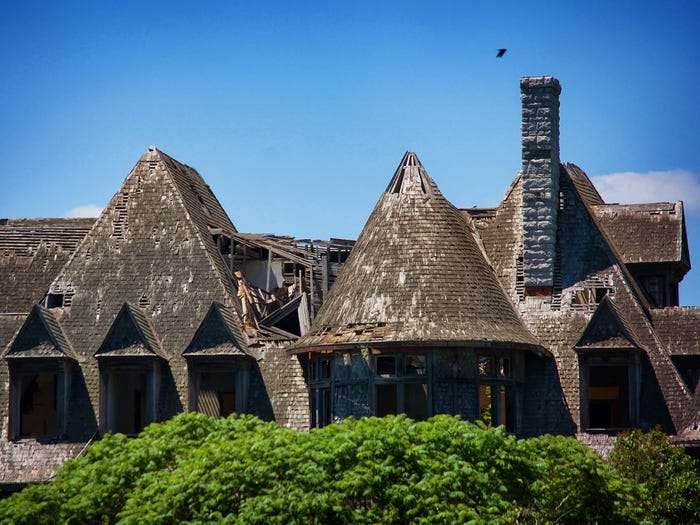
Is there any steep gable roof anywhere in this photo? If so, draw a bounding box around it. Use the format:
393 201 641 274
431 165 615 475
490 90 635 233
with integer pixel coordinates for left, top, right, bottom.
95 303 164 358
561 164 689 431
183 302 255 358
3 304 75 360
294 152 539 352
46 146 248 364
575 296 643 351
592 202 689 267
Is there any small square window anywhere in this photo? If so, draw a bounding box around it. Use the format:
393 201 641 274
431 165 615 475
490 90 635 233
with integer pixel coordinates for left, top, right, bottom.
46 293 64 309
405 355 426 376
478 356 494 377
376 356 397 377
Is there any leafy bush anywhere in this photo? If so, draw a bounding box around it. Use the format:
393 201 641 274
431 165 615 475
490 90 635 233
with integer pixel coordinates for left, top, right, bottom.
0 414 647 524
609 428 700 525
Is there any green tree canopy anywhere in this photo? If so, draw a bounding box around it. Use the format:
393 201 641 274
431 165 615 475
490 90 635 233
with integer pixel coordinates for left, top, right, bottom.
0 413 670 524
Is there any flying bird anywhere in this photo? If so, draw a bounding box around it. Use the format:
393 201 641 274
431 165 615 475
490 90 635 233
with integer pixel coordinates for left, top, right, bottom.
496 48 507 58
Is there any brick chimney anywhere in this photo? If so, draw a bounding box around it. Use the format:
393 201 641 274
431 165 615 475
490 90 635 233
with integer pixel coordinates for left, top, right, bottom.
520 76 561 296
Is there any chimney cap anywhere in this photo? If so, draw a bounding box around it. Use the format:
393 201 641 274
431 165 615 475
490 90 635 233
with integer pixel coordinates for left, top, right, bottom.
520 76 561 94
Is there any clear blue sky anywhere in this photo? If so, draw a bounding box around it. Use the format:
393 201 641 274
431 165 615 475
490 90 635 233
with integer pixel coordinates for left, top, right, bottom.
2 1 699 304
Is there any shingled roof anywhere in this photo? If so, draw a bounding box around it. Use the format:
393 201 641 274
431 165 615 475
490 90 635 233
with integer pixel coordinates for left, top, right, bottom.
652 307 700 356
294 152 539 352
0 218 94 315
0 218 94 256
592 202 690 267
3 304 76 360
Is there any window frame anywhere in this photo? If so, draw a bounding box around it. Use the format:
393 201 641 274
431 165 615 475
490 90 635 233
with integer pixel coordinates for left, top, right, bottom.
371 353 431 420
579 353 640 432
8 359 71 441
99 359 160 436
475 350 520 432
187 358 250 417
309 355 333 428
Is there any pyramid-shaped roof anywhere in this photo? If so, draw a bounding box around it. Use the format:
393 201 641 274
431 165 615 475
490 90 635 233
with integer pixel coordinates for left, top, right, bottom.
183 302 255 358
3 304 76 360
574 296 643 352
294 152 539 352
95 303 164 358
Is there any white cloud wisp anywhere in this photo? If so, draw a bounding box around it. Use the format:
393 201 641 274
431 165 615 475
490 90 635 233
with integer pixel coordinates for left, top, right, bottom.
591 169 700 210
65 204 103 218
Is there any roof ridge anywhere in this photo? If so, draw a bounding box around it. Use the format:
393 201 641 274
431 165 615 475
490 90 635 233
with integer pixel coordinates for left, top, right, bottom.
153 148 240 306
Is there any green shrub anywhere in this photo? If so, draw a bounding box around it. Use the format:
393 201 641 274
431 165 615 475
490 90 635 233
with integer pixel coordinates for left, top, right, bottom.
0 414 647 524
609 428 700 525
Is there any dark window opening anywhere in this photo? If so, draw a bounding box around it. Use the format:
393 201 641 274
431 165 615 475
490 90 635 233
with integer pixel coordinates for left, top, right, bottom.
404 383 428 420
108 370 149 435
212 234 233 270
572 287 612 306
587 365 630 429
376 384 398 417
478 356 494 377
405 354 426 376
19 373 58 438
311 387 331 428
376 356 397 377
273 309 301 337
46 293 64 309
198 371 236 417
639 275 665 307
309 357 332 428
672 356 700 393
373 354 429 420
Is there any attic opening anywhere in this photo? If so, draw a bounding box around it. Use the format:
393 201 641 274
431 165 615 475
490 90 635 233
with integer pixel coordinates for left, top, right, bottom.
211 231 233 270
571 285 613 307
46 293 64 309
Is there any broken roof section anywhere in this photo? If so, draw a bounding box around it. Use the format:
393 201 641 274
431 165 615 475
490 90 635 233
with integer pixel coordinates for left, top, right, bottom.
294 152 540 352
0 218 94 315
592 201 690 269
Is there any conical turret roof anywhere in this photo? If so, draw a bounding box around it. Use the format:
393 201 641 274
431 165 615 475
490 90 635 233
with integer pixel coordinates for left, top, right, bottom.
294 152 539 352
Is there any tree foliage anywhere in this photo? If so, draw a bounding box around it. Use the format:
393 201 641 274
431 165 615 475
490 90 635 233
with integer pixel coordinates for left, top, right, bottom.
608 427 700 525
0 414 659 524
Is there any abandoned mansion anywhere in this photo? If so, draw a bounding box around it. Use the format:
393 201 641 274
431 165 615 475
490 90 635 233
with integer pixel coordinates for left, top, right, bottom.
2 76 700 490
